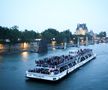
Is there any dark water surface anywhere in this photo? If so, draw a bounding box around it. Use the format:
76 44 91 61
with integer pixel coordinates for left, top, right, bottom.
0 43 108 90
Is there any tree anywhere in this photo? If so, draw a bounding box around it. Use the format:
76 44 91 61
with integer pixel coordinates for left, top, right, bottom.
41 28 59 43
98 31 106 38
0 26 10 43
59 30 72 43
9 25 21 44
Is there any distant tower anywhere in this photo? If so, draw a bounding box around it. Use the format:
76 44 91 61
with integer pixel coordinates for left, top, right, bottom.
75 23 89 46
75 23 88 35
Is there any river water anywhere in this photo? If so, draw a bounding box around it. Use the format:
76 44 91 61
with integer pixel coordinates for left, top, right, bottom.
0 43 108 90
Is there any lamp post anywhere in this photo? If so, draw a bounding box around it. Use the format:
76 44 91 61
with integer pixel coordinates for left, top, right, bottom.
51 38 56 50
5 39 11 52
77 36 80 48
86 35 88 46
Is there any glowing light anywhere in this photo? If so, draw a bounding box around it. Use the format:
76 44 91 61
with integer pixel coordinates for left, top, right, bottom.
81 39 84 45
76 29 87 35
0 44 4 49
20 42 29 49
61 43 64 46
22 52 28 57
52 41 56 46
52 47 56 51
70 40 73 43
24 43 28 48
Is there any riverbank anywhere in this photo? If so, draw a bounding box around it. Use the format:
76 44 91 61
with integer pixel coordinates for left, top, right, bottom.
0 42 107 55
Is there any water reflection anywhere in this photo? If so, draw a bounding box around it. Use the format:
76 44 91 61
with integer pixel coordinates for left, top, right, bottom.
0 56 3 63
21 52 29 61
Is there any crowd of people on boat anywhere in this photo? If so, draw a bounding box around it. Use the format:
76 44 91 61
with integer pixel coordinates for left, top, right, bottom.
35 49 92 67
28 68 50 74
77 49 92 55
35 55 74 68
31 48 92 74
28 68 60 75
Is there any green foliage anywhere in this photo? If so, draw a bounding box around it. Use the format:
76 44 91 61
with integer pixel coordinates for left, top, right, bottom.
0 26 40 44
59 30 72 43
0 25 107 45
41 29 73 44
41 28 59 43
0 26 9 40
98 31 106 38
9 26 20 44
21 30 34 42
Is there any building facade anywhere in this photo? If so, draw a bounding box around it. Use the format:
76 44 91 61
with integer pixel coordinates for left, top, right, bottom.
75 23 88 35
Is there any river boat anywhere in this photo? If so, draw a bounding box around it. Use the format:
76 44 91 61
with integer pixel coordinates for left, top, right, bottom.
25 48 96 81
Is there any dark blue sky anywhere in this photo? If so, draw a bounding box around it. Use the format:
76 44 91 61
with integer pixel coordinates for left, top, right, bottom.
0 0 108 33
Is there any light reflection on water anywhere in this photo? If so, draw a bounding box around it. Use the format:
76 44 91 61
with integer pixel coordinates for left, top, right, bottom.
21 52 29 61
0 56 3 63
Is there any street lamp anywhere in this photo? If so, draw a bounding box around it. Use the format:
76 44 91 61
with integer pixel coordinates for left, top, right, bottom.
51 38 56 50
5 39 10 43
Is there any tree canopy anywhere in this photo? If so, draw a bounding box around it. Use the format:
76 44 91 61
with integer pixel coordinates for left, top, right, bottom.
0 25 107 45
0 26 40 44
41 28 59 43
